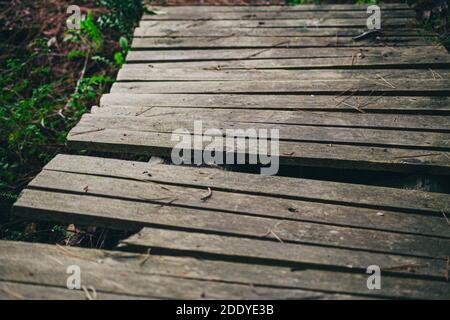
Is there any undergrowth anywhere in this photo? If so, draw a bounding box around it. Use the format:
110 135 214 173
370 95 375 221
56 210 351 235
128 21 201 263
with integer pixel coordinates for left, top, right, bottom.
0 0 146 247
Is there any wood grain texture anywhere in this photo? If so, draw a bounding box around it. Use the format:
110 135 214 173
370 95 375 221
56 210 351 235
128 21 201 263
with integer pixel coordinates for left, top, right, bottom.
5 240 448 300
154 4 411 13
91 106 450 132
39 155 450 215
1 241 358 300
131 36 430 49
134 27 429 37
110 79 450 95
125 46 450 63
142 10 415 21
122 228 448 279
117 67 450 81
16 187 450 259
99 94 450 114
72 114 450 150
66 126 450 174
139 18 416 28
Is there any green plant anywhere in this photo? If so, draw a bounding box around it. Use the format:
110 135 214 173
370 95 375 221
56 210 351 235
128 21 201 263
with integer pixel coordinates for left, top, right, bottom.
1 0 145 246
355 0 379 4
114 36 129 66
97 0 146 37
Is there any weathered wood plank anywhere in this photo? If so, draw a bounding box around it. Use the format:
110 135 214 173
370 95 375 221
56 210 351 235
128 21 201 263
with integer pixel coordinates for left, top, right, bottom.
5 240 445 300
142 10 415 20
0 281 143 300
66 126 450 174
39 154 450 215
117 67 450 81
126 46 450 64
110 79 450 95
99 94 450 114
134 27 427 37
126 55 450 69
73 114 450 150
91 106 450 132
15 185 450 241
131 36 430 49
139 18 416 28
1 241 347 300
15 175 450 258
122 228 448 279
16 155 450 238
154 4 411 12
126 56 450 69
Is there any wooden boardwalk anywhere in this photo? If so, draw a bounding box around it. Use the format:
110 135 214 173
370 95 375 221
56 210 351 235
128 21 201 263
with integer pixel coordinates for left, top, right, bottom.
67 4 450 174
4 4 450 299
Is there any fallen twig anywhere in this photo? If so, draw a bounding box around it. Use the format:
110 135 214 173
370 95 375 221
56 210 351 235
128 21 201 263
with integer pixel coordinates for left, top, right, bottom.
393 153 441 160
207 33 235 42
0 287 25 300
135 107 153 116
429 68 444 80
157 198 178 207
82 285 97 300
139 248 152 267
201 187 213 201
442 210 450 226
376 74 396 89
70 128 105 136
242 40 290 59
383 263 429 272
340 101 365 113
266 230 284 243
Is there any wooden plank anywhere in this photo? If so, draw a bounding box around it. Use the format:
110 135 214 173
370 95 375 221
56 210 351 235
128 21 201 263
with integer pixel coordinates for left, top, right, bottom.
91 106 450 132
16 155 450 238
15 185 450 242
1 241 351 300
73 114 450 150
0 281 142 300
142 11 415 20
5 240 446 300
134 27 428 37
15 175 450 258
37 154 450 216
110 79 450 95
117 67 450 81
126 46 449 63
154 4 411 12
99 94 450 114
139 18 416 28
125 56 450 69
122 228 448 279
131 36 431 49
66 126 450 174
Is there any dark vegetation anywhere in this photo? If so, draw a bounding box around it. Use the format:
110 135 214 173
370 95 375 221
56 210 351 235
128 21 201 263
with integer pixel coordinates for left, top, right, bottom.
0 0 449 246
0 0 147 246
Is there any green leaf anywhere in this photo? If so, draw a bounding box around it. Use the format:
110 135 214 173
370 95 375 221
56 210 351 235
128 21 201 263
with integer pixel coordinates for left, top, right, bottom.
119 36 129 52
114 51 125 66
67 50 87 59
